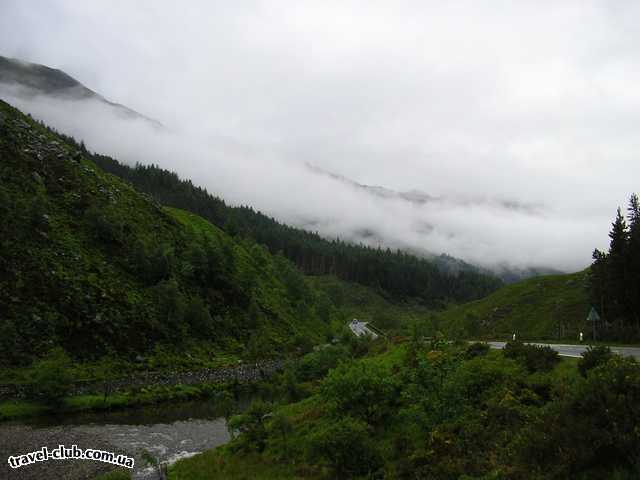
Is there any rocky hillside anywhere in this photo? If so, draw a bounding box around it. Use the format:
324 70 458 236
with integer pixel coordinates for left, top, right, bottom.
0 100 328 365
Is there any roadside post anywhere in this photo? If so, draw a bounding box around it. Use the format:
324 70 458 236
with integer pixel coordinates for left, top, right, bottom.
587 307 600 341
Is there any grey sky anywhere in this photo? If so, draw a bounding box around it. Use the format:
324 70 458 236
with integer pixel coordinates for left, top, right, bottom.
2 0 639 272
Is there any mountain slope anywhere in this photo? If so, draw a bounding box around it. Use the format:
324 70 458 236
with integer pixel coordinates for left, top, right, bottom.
432 270 591 339
0 100 327 365
0 55 162 128
87 156 502 307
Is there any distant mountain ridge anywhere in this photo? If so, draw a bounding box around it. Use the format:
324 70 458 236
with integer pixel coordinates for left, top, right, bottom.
0 55 163 129
306 163 541 214
306 164 559 281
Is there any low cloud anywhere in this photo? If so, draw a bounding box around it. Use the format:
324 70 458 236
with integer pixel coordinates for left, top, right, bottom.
2 1 639 273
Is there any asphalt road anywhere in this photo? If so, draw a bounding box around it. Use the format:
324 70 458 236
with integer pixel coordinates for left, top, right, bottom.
348 320 379 339
487 341 640 359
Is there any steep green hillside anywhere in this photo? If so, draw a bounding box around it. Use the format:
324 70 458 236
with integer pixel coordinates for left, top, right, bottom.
432 270 591 340
0 100 328 365
88 155 502 306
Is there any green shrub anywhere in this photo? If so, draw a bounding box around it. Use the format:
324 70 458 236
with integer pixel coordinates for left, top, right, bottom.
515 356 640 478
464 342 490 359
27 348 73 405
578 345 614 377
321 361 397 424
341 330 372 358
308 417 382 478
228 400 272 452
503 341 559 372
295 345 349 382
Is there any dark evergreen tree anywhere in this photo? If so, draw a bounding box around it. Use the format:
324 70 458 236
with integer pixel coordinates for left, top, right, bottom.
626 194 640 327
607 208 629 322
589 195 640 339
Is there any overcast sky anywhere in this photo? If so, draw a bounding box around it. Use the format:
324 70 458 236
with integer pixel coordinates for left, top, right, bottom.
2 0 639 272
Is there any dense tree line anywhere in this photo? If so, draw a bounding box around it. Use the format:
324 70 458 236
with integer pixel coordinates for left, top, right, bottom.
590 194 640 338
70 150 501 306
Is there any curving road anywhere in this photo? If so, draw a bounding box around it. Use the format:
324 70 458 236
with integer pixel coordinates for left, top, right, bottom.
486 341 640 359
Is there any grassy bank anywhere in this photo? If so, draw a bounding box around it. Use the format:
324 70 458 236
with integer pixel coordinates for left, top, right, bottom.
93 469 132 480
169 450 303 480
0 381 228 421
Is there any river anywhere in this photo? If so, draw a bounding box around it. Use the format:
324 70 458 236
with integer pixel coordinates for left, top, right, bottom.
0 398 246 480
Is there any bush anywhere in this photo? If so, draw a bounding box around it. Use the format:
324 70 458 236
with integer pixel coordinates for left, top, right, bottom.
446 355 525 404
515 356 640 478
578 345 614 377
321 361 397 424
184 296 214 337
308 417 382 478
503 341 559 372
228 400 272 452
341 330 372 358
84 205 123 245
295 345 349 382
464 342 490 359
27 348 73 405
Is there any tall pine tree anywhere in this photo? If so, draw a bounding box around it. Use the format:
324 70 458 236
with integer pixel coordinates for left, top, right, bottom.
607 207 629 322
589 196 640 338
626 194 640 327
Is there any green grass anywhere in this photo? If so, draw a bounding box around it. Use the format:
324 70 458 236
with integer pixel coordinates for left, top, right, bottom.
0 382 225 421
165 206 226 239
435 270 591 340
169 450 307 480
0 400 48 419
93 468 132 480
